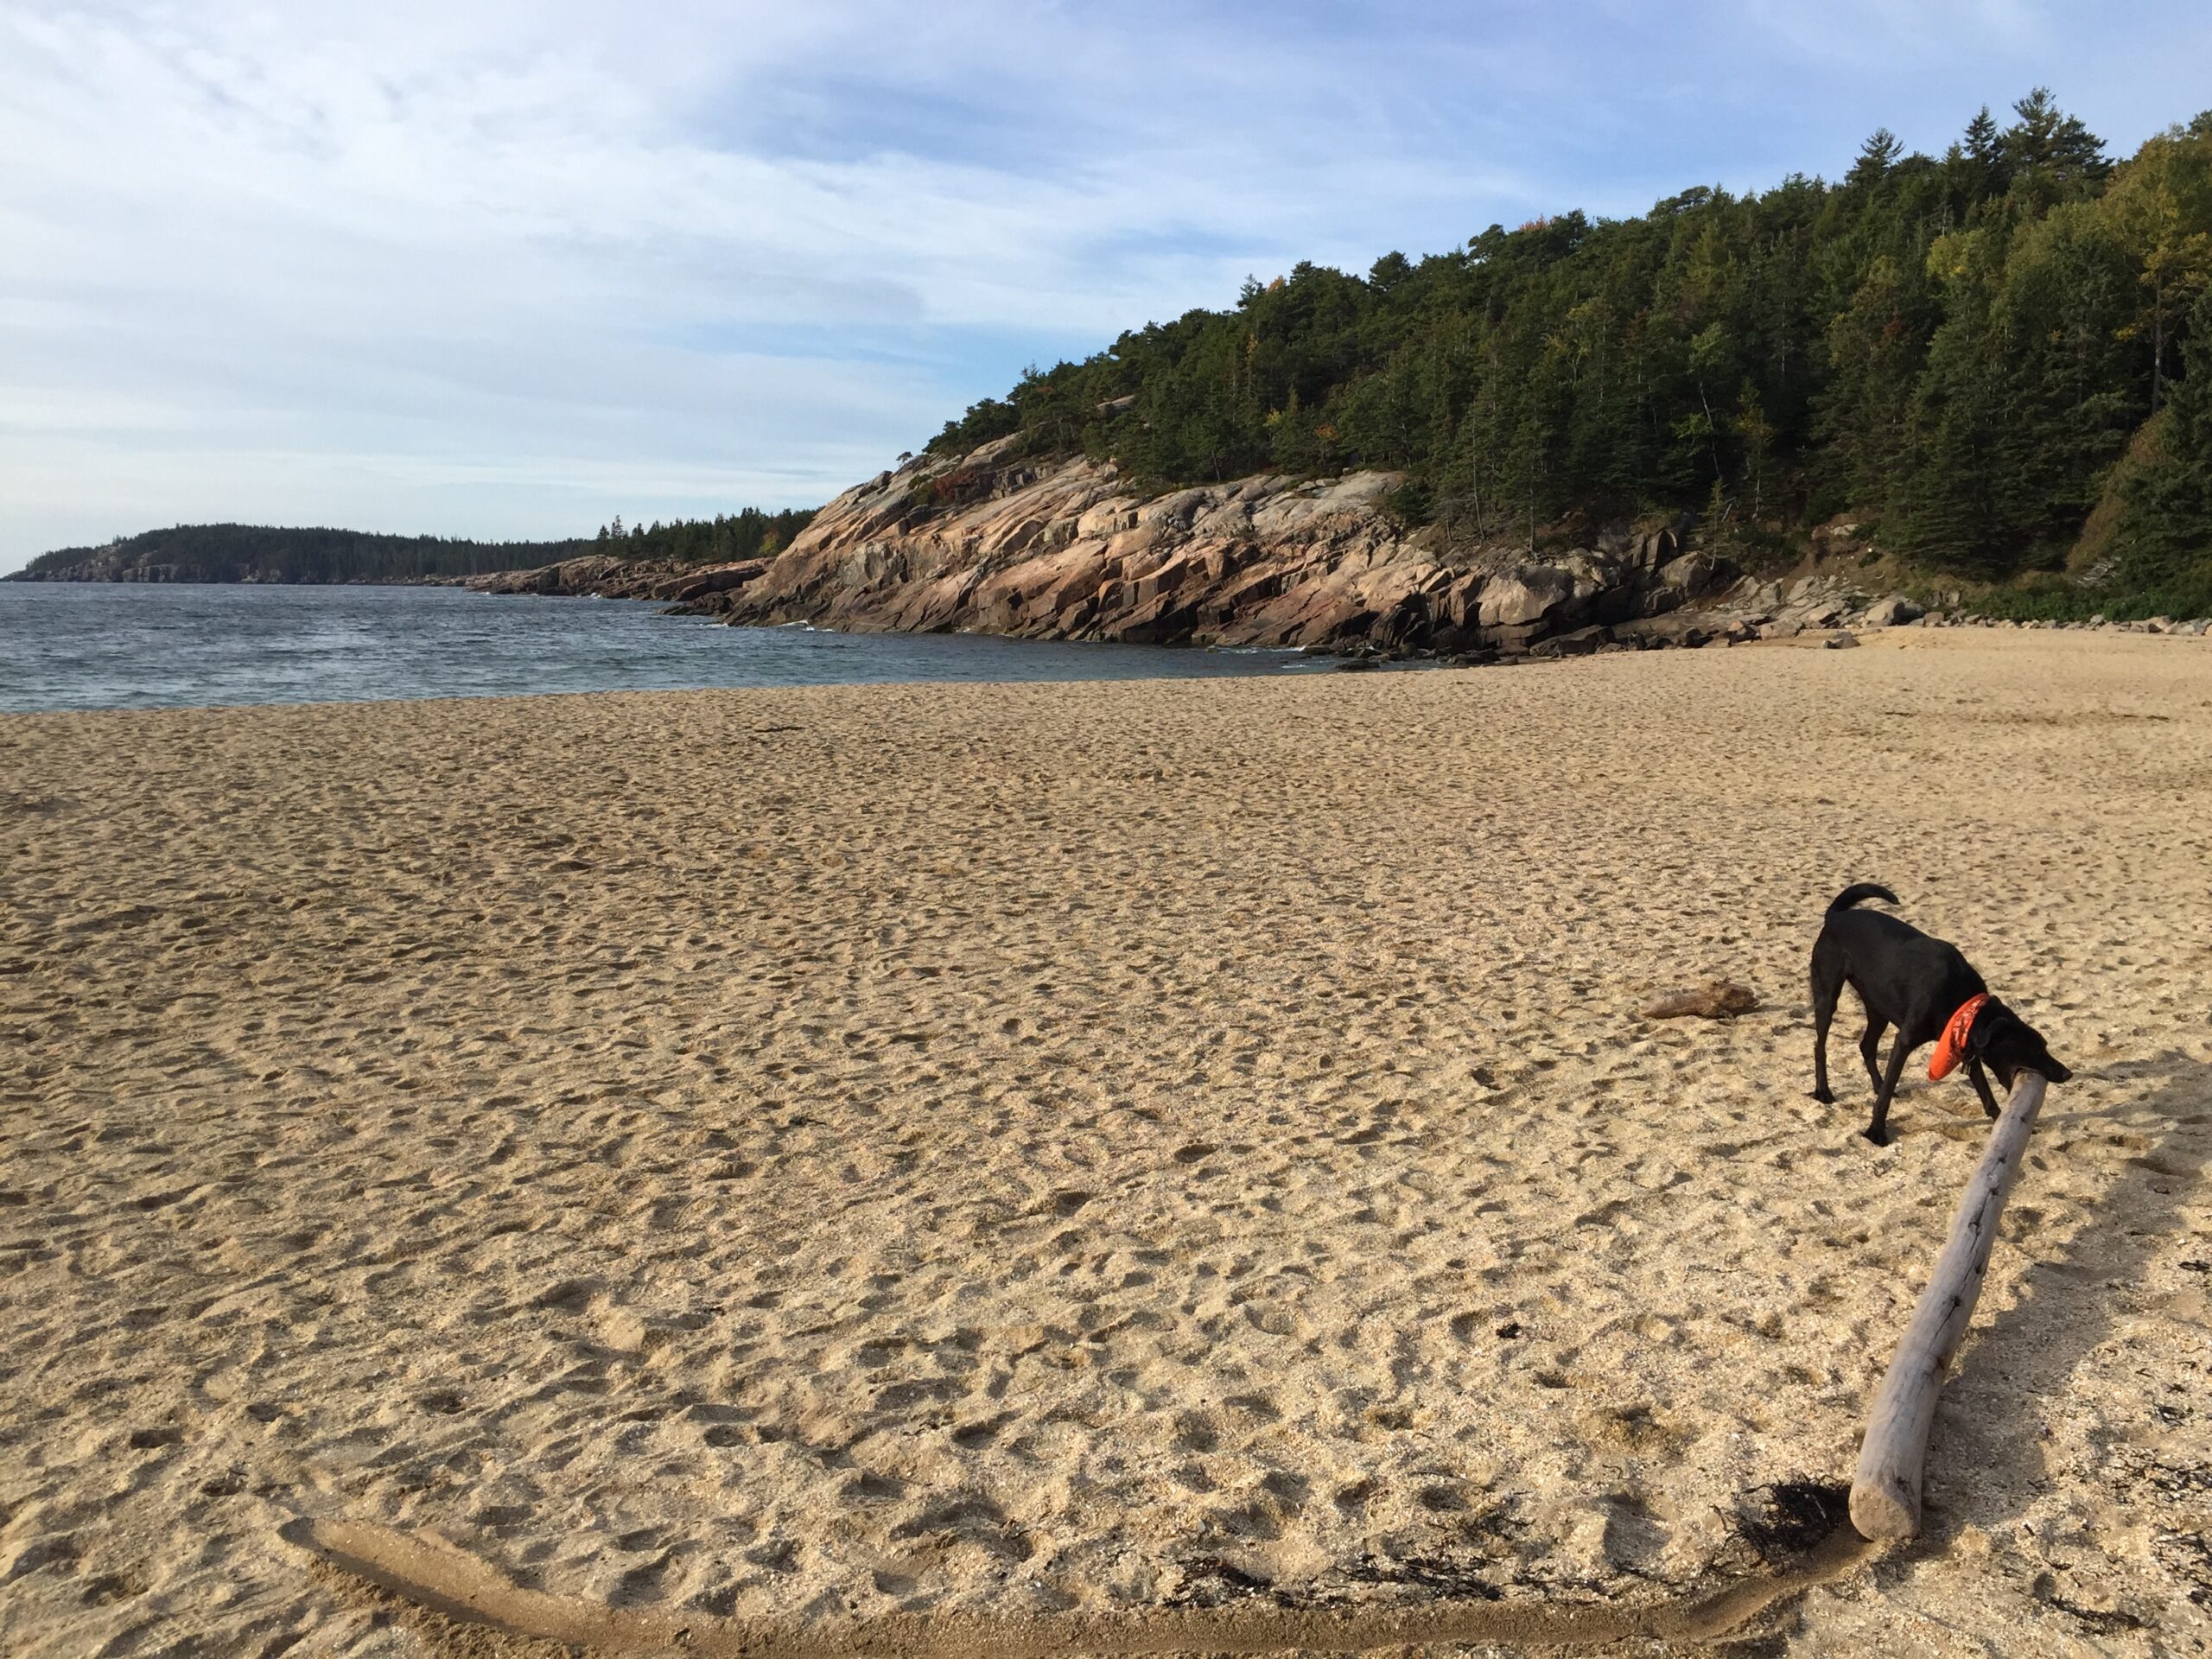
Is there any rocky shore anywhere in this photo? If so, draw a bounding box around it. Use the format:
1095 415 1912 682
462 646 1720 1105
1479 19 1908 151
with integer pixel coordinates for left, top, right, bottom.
473 438 1732 658
467 438 2211 656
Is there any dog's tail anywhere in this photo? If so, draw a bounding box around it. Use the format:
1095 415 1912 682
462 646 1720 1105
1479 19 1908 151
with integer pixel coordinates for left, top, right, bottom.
1827 882 1900 915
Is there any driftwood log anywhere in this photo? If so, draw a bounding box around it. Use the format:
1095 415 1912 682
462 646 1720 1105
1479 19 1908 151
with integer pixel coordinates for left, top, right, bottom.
1640 978 1759 1020
1849 1071 2050 1541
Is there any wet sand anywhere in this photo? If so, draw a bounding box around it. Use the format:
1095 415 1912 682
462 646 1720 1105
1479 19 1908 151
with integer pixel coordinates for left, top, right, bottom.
3 629 2209 1656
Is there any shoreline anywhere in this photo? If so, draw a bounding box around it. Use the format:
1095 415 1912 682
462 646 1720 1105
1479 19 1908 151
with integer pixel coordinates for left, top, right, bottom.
5 631 2209 1656
0 586 1338 719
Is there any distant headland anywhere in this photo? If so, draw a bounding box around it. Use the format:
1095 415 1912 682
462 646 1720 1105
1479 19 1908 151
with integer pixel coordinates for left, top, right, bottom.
4 511 814 587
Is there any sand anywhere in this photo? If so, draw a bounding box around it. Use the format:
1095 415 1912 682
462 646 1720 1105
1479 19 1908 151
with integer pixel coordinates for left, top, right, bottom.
3 628 2209 1658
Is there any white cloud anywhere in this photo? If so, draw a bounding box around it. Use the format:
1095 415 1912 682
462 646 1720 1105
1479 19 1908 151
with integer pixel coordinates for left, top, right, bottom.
3 4 1497 563
3 0 2207 568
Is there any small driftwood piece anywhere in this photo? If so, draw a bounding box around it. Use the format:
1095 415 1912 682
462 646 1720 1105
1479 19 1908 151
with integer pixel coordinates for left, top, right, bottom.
1640 978 1759 1020
1849 1071 2050 1541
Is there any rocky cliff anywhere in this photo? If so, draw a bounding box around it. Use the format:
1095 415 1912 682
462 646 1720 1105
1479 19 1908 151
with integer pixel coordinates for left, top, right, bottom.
558 436 1724 658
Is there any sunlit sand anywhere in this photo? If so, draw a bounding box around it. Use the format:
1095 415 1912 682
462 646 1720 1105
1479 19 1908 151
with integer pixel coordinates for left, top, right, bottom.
4 628 2208 1655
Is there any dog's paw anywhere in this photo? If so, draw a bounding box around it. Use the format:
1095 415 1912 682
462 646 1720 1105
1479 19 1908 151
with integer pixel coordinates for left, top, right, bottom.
1808 1089 1835 1106
1861 1126 1891 1147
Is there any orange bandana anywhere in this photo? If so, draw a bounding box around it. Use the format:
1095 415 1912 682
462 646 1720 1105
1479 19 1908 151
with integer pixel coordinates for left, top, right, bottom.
1928 994 1988 1080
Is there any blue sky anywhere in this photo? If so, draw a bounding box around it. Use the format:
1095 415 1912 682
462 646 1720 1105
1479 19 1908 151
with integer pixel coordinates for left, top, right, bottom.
5 0 2210 570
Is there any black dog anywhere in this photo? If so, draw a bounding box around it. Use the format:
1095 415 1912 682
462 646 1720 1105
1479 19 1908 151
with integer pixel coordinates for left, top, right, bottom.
1810 883 2071 1146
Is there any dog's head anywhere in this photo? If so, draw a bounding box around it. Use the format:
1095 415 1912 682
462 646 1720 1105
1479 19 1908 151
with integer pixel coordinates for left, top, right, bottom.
1968 998 2073 1089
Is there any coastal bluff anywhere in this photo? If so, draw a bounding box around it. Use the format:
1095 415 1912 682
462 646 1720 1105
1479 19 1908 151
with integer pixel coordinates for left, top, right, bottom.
473 435 1732 656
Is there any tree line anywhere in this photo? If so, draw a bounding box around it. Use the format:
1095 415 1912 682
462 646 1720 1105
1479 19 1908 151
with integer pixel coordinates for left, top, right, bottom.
590 507 815 569
930 93 2212 613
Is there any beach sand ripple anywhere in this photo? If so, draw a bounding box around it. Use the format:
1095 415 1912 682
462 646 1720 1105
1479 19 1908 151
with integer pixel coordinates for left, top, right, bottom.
3 630 2209 1655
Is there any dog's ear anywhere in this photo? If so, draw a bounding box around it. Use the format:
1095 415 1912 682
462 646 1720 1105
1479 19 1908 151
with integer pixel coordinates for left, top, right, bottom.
1966 998 2008 1055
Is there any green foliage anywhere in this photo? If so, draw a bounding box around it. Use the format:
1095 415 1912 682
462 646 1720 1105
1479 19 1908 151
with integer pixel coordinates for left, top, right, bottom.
1897 200 2145 573
2111 281 2212 601
593 507 817 569
1970 577 2212 622
928 394 1021 457
16 524 579 583
919 92 2212 612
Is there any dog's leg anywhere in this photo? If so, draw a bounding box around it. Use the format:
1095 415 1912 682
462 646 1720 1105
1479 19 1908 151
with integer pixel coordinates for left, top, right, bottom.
1859 1014 1890 1096
1809 951 1842 1105
1967 1058 2002 1120
1866 1040 1910 1147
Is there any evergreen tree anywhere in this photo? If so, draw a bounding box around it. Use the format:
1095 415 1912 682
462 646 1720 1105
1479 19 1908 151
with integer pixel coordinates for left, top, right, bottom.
892 92 2210 609
1850 128 1905 189
2003 88 2111 200
2100 116 2212 411
1955 105 2009 202
1817 254 1931 508
2114 281 2212 602
1965 106 2001 165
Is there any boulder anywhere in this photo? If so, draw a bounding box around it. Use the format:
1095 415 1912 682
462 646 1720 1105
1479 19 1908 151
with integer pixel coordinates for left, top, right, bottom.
1615 614 1709 650
1860 594 1924 629
1624 526 1681 572
1478 565 1578 630
1656 551 1723 596
1560 550 1623 593
1529 624 1610 658
1482 620 1554 653
1437 571 1487 631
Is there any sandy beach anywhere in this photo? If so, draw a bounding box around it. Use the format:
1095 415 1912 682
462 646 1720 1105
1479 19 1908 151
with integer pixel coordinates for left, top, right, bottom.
3 629 2209 1656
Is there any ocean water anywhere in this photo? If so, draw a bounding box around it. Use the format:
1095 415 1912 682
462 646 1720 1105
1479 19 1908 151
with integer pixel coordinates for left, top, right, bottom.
0 583 1321 714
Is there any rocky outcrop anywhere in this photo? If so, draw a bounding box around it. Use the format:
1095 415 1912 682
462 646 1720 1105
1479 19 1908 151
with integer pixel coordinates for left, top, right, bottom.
1861 594 1926 629
640 439 1728 656
465 556 772 601
1697 575 1935 642
485 443 2190 656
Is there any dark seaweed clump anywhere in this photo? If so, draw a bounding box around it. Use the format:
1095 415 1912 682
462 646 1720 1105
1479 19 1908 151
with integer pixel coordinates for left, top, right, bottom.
1736 1481 1850 1561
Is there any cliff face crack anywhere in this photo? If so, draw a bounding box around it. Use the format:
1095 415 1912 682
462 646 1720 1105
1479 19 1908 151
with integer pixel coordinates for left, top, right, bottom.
289 1514 1878 1658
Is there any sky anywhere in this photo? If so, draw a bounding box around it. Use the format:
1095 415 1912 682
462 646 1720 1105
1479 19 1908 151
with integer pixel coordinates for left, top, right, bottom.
5 1 2211 571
